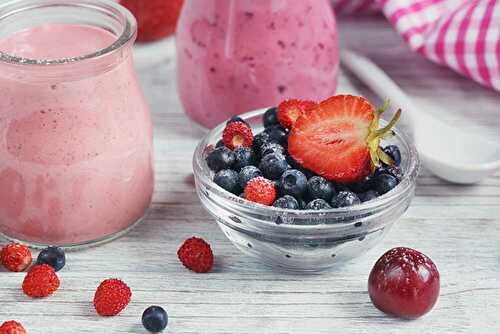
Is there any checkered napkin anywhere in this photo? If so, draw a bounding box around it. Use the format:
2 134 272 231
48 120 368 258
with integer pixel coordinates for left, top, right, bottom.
332 0 500 91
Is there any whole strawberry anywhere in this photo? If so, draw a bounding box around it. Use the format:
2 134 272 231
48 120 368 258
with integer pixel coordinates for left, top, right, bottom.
178 237 214 273
0 321 27 334
1 243 32 272
22 264 60 298
120 0 184 42
244 176 276 206
93 279 132 316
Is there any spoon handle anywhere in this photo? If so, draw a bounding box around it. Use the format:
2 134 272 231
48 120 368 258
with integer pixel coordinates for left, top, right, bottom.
340 49 416 126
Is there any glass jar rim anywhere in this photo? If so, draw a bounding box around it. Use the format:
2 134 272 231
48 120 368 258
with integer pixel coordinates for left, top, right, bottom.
0 0 137 66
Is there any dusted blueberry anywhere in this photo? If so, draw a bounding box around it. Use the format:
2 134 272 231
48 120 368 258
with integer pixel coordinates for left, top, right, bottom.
265 125 288 146
227 115 248 126
273 195 300 209
238 166 262 188
306 176 335 202
142 306 168 333
259 153 289 180
349 175 373 193
260 142 285 158
331 191 361 208
253 131 270 152
305 199 332 210
206 147 235 172
279 169 307 198
374 173 398 195
358 189 379 202
214 169 241 194
233 147 256 171
36 246 66 272
383 145 401 166
215 139 225 148
263 107 278 128
375 165 403 181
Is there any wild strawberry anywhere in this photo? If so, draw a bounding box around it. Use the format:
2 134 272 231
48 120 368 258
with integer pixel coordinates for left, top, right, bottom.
222 121 254 150
177 237 214 273
0 320 27 334
368 247 440 319
93 279 132 316
244 176 276 206
22 264 60 298
277 99 317 129
1 243 32 272
288 95 400 183
120 0 184 42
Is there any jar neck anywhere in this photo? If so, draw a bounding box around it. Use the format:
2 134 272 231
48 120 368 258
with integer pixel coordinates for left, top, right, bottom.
0 0 137 81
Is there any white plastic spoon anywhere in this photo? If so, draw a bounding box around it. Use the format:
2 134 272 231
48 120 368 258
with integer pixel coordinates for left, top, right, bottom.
340 49 500 184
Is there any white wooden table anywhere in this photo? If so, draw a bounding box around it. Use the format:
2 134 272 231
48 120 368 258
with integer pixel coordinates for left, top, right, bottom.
2 17 500 334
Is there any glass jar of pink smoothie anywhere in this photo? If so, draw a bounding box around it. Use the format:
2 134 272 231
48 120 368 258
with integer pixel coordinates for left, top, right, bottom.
0 0 154 247
176 0 339 128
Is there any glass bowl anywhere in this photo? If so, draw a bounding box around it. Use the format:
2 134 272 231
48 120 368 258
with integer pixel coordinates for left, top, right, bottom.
193 108 420 272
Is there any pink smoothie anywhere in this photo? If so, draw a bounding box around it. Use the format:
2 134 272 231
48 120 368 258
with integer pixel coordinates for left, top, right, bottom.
0 24 154 245
176 0 339 128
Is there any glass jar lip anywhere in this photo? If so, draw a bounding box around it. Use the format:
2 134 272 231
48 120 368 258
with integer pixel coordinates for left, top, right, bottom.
193 108 421 230
0 0 137 66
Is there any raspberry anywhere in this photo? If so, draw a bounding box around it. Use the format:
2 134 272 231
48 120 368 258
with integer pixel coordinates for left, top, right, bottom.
93 279 132 316
1 243 32 272
244 176 276 205
0 321 27 334
222 122 254 150
22 264 60 298
177 237 214 273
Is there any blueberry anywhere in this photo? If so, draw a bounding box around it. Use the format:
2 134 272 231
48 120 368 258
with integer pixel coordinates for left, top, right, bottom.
227 115 248 126
36 246 65 272
279 169 307 198
215 139 225 148
375 165 403 181
253 131 270 152
383 145 401 166
265 125 288 146
373 173 398 195
260 142 285 158
233 147 256 171
263 107 278 128
305 199 332 210
238 166 262 188
348 175 373 193
331 191 361 208
358 189 379 202
214 169 241 194
206 147 235 172
259 153 289 180
142 306 168 333
273 195 300 209
306 176 335 202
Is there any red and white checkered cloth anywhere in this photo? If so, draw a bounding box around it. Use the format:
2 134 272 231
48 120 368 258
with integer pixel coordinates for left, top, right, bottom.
332 0 500 91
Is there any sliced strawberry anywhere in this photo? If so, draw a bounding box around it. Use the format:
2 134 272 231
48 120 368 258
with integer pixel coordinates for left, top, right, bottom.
288 95 400 184
277 99 318 129
222 122 254 150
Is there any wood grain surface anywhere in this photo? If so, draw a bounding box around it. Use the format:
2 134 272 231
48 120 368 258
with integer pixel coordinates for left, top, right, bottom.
1 17 500 334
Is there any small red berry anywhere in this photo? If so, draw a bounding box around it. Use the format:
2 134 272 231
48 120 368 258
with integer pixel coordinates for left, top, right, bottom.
244 176 276 206
22 264 60 298
93 278 132 316
277 99 317 129
368 247 440 319
0 320 27 334
1 243 32 272
177 237 214 273
222 121 254 150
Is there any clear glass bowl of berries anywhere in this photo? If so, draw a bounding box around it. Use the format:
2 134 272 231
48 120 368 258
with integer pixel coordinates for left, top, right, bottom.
193 95 420 272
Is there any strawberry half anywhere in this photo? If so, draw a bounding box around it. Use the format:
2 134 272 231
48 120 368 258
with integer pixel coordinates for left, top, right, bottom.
277 99 318 129
222 121 254 150
288 95 400 184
